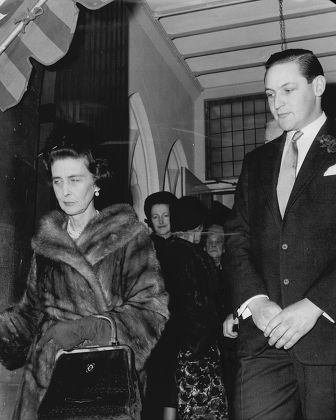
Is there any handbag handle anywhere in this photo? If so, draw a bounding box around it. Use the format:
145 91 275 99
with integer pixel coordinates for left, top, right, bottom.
93 315 119 346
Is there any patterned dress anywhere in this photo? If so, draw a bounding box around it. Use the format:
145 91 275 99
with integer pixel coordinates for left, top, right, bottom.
176 345 228 419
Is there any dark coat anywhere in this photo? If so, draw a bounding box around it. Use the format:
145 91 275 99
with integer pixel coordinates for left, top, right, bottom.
158 235 222 355
0 204 169 420
226 118 336 365
144 234 222 410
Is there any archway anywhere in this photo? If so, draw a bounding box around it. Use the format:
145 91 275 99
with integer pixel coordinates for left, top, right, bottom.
129 92 159 222
163 139 188 197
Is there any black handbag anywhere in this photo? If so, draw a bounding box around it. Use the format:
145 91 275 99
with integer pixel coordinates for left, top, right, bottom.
38 315 138 420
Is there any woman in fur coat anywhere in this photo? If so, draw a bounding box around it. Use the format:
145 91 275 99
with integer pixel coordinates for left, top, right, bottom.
0 124 169 420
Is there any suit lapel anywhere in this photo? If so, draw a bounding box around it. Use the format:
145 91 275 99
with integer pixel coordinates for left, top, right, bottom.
285 120 336 214
259 134 286 223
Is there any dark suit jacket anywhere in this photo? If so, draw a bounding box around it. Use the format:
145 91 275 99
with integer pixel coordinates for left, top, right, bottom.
225 118 336 365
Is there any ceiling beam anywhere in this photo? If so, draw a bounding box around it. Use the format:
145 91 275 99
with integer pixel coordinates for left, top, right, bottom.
182 31 336 60
149 0 259 18
166 8 336 39
193 47 336 77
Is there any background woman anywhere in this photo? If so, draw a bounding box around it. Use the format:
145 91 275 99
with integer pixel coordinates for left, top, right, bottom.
142 191 179 420
0 123 169 420
143 193 228 420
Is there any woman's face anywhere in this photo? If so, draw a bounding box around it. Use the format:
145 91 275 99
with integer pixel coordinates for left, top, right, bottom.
51 157 98 217
151 204 171 238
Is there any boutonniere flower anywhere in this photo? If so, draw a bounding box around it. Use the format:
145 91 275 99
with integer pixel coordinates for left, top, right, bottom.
319 134 336 153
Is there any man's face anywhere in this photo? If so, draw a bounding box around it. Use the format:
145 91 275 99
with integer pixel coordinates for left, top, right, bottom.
265 61 322 132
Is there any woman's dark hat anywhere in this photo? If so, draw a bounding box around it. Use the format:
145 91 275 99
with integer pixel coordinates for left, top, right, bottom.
144 191 178 221
170 196 207 232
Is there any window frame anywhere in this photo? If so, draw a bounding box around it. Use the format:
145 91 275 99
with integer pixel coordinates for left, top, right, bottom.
205 94 273 181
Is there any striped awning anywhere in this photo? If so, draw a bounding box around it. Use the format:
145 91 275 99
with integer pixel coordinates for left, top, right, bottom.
0 0 115 112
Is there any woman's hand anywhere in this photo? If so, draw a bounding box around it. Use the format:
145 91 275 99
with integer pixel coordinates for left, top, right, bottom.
223 313 238 339
38 316 106 350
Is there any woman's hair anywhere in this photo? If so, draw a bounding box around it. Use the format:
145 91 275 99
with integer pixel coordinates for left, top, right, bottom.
144 191 178 229
41 122 112 187
265 48 324 83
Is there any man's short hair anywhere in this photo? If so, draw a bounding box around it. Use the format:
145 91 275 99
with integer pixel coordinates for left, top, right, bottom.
265 48 324 83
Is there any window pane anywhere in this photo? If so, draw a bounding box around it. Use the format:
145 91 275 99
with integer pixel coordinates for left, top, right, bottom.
243 99 254 114
255 98 265 113
244 114 255 130
222 132 233 147
210 134 222 148
210 119 221 134
232 116 243 131
222 162 233 177
245 130 255 145
255 113 267 128
232 101 242 116
212 147 222 163
232 130 244 146
212 163 223 178
221 117 232 132
234 161 243 176
210 105 220 119
233 146 244 161
222 147 233 162
221 103 231 116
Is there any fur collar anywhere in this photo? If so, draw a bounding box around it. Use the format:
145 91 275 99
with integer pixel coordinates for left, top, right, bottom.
32 203 143 271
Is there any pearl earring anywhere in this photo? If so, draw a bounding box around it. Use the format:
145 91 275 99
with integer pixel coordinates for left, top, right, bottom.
94 190 100 197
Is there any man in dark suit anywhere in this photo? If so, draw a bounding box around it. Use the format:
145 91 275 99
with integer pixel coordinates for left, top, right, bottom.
226 48 336 420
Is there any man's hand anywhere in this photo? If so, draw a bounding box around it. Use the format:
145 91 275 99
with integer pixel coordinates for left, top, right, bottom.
223 313 238 338
248 297 282 332
263 298 323 350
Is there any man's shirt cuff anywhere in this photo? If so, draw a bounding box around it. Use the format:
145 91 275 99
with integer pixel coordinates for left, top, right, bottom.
237 295 269 319
237 296 335 323
323 312 335 323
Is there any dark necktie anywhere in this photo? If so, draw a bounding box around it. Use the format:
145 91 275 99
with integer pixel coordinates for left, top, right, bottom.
277 130 303 217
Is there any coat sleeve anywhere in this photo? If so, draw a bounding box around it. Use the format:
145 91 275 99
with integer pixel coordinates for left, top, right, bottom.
225 153 268 312
106 227 169 371
305 258 336 320
0 254 41 369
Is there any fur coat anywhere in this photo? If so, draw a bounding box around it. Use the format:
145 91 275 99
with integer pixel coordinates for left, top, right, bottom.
0 204 169 420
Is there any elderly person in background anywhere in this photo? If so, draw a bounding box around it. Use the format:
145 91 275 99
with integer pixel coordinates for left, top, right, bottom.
204 223 238 420
0 123 168 420
169 195 229 419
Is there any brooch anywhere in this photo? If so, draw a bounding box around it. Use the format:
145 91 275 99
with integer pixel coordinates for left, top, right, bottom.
319 134 336 153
